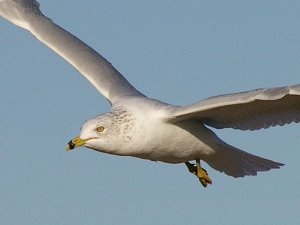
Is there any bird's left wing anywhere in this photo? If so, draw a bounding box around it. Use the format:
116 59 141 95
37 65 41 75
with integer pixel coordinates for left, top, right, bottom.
0 0 145 104
170 84 300 130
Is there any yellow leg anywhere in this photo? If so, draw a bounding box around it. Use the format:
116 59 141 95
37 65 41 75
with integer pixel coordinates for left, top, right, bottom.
185 160 212 187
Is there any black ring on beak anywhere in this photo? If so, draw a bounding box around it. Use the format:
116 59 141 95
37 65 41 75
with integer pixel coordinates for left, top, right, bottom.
67 140 76 150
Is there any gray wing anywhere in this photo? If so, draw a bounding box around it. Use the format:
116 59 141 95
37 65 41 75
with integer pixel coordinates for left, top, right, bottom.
170 84 300 130
0 0 145 104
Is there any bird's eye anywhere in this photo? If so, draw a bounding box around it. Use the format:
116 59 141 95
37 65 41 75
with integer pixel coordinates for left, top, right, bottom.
96 126 105 132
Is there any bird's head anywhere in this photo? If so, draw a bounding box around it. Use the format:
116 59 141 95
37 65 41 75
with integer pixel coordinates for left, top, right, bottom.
65 108 132 154
65 113 114 152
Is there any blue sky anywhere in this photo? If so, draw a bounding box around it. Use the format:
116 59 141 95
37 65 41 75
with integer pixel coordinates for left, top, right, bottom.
0 1 299 224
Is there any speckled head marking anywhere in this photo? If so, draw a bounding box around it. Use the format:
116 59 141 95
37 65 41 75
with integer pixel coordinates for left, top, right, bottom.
71 106 138 152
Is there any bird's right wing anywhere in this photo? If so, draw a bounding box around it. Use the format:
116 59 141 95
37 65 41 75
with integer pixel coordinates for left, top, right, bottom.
0 0 145 104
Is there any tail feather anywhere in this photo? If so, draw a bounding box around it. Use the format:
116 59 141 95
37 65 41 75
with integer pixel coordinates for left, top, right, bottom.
204 142 284 178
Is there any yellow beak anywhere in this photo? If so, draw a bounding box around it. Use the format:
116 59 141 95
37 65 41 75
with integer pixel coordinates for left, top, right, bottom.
66 135 87 151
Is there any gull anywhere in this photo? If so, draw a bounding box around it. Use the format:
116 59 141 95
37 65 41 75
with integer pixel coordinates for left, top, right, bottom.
1 0 300 187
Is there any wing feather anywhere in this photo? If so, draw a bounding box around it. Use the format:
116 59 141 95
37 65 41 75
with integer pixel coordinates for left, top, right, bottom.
171 84 300 130
0 0 144 104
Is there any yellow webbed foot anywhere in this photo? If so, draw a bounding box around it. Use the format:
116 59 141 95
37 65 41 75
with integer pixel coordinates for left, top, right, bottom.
185 160 212 187
196 165 212 187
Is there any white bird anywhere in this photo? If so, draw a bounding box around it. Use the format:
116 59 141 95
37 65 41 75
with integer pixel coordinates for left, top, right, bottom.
1 0 299 187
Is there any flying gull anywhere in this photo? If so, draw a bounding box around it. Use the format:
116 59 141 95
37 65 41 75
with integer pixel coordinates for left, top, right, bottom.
1 0 300 187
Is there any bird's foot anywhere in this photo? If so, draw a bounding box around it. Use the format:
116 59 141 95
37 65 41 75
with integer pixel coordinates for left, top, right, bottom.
197 166 212 187
185 160 212 187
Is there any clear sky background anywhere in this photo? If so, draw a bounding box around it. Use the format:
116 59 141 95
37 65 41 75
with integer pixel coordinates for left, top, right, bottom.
0 1 300 224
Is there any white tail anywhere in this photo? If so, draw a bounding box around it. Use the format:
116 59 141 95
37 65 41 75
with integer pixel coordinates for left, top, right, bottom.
204 141 284 178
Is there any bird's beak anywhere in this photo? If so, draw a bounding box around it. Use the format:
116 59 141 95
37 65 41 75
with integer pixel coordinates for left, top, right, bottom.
66 135 87 151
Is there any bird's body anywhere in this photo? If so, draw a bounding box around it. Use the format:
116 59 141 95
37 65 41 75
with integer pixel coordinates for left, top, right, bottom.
1 0 299 187
83 96 283 178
